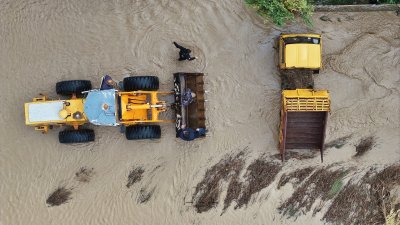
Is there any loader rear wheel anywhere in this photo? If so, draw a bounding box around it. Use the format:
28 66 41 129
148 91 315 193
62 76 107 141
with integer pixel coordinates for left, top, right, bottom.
125 125 161 140
59 129 95 144
123 76 159 91
56 80 92 96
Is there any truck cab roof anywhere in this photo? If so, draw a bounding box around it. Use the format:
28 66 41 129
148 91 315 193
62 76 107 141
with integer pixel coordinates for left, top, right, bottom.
285 44 321 69
279 34 322 70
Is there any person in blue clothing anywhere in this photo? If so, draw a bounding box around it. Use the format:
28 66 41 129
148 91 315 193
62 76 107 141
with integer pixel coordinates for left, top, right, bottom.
100 75 123 90
179 127 206 141
181 88 196 106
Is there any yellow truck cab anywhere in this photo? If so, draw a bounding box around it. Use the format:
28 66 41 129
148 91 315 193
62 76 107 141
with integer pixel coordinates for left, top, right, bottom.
279 34 322 73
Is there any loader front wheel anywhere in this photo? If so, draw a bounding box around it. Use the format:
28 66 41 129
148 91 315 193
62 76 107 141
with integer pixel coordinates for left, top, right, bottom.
123 76 159 91
125 125 161 140
56 80 92 96
59 129 95 144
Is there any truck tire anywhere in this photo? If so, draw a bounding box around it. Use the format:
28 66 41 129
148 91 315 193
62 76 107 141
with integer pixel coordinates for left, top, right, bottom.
125 125 161 140
123 76 159 91
56 80 92 95
59 129 95 144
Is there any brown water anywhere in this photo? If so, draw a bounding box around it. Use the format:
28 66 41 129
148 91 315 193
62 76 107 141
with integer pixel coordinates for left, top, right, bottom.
0 1 399 224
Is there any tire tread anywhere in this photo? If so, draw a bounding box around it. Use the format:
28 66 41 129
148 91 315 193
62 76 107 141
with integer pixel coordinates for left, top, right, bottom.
125 125 161 140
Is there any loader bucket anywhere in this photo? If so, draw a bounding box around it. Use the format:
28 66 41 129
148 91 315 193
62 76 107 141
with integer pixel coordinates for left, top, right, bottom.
174 73 206 140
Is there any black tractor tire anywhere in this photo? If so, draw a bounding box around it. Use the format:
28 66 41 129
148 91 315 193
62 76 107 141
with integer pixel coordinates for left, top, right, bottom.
59 129 95 144
56 80 92 95
123 76 159 91
125 125 161 140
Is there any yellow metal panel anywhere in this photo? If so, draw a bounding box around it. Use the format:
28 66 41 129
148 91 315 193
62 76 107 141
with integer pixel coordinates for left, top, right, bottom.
280 33 321 39
285 44 321 69
120 93 148 121
279 33 322 70
282 89 330 112
25 98 87 126
119 91 173 125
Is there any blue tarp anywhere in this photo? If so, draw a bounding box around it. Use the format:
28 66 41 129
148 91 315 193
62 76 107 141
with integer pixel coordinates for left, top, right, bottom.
84 89 118 126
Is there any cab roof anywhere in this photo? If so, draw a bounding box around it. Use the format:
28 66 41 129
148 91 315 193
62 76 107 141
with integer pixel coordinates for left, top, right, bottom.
84 89 118 126
280 33 321 39
284 44 321 69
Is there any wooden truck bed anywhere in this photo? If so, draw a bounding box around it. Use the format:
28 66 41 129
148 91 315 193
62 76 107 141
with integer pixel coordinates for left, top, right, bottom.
281 111 328 161
279 89 330 162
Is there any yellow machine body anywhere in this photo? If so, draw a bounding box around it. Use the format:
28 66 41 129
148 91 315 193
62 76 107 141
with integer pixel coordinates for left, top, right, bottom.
24 95 87 133
279 33 322 70
25 90 175 133
118 91 174 125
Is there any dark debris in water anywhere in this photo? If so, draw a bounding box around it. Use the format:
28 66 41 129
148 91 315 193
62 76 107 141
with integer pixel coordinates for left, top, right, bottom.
277 167 315 190
46 187 72 207
324 164 400 225
278 168 348 218
235 159 281 209
127 167 144 188
273 151 317 161
75 167 94 183
138 188 155 204
193 151 281 213
324 134 352 149
193 152 245 213
354 136 376 157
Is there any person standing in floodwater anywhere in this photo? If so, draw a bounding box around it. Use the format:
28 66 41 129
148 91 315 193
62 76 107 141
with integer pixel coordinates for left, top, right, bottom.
173 42 197 61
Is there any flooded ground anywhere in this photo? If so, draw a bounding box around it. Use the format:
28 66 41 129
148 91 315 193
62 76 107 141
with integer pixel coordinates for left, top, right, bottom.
0 0 399 224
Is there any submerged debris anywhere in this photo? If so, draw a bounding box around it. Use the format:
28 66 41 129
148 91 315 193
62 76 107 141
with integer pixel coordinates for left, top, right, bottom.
324 164 400 225
127 167 144 188
324 134 352 149
279 168 348 218
277 167 315 189
223 178 242 211
46 187 72 207
193 152 245 213
236 159 281 209
138 188 155 204
75 167 94 183
354 136 375 157
273 151 317 161
193 152 283 213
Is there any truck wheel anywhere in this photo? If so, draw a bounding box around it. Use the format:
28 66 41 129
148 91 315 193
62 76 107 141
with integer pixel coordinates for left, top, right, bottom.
123 76 159 91
59 129 95 144
56 80 92 96
125 125 161 140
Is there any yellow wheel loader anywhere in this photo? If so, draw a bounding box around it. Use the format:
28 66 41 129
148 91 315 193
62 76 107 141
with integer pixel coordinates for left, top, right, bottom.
24 73 207 143
277 34 330 161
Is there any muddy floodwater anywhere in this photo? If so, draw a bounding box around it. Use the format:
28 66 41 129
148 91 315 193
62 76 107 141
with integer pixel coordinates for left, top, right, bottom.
0 0 399 224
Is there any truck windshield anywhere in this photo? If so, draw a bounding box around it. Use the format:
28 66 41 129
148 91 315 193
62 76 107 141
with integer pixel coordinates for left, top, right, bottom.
283 37 320 44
